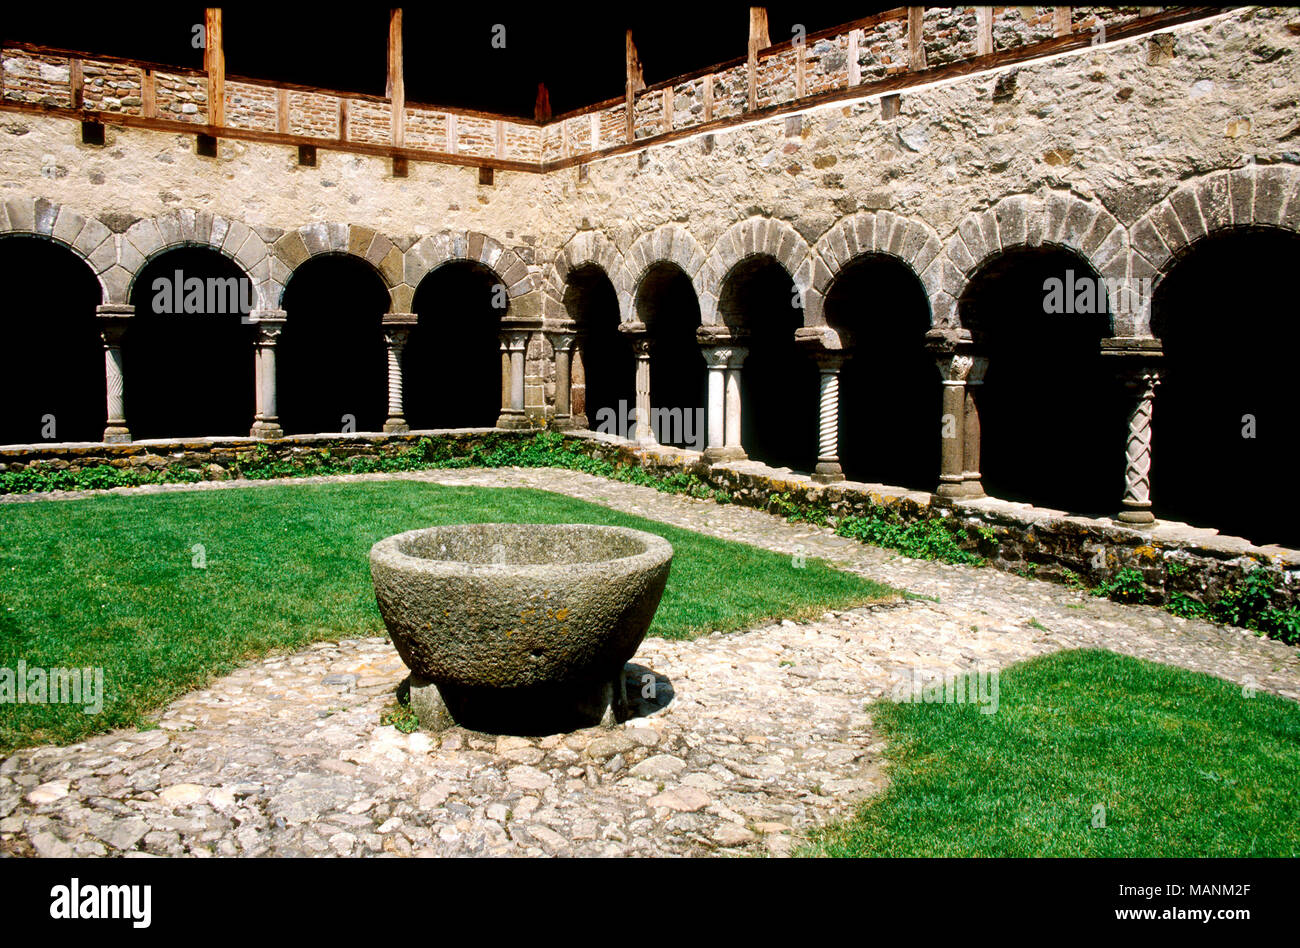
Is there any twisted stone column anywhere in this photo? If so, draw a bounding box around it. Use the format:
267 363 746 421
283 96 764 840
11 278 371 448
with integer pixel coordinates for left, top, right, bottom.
249 309 286 440
1119 369 1161 525
382 313 417 434
961 356 989 497
1102 336 1164 527
96 304 133 444
812 351 846 483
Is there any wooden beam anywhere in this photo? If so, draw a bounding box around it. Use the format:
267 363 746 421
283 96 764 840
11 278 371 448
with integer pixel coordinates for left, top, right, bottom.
907 7 926 71
204 8 224 127
747 7 769 111
625 30 645 142
977 7 994 56
142 69 156 119
534 83 551 123
70 58 83 110
1054 7 1073 37
388 9 405 148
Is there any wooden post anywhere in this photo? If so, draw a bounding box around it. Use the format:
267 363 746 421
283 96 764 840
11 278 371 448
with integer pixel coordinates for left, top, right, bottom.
388 9 405 148
702 73 714 121
142 69 156 118
447 113 457 154
589 112 599 149
625 30 645 141
795 36 806 98
339 98 348 142
70 58 83 110
1054 7 1072 37
204 8 224 127
495 120 504 159
534 83 551 123
747 7 769 111
847 29 861 86
907 7 926 71
977 7 993 56
276 87 287 132
663 85 673 131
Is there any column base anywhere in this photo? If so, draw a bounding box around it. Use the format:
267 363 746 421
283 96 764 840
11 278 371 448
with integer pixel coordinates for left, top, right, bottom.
812 461 845 483
570 412 590 431
249 421 284 440
496 411 531 430
549 414 580 431
102 426 131 444
932 478 966 503
703 445 747 464
382 418 410 434
959 476 985 499
1117 503 1156 526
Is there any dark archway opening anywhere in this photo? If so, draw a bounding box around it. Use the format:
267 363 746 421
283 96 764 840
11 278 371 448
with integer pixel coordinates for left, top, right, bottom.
720 256 817 472
407 261 503 429
124 247 255 440
565 264 631 432
1151 227 1300 548
638 262 706 449
279 254 388 434
0 237 104 445
960 246 1121 516
825 254 937 490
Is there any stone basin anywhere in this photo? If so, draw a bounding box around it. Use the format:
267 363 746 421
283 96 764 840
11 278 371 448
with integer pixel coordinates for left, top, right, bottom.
369 523 673 735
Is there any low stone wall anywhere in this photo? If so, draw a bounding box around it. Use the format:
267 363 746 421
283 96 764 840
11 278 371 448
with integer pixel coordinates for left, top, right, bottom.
2 428 1297 617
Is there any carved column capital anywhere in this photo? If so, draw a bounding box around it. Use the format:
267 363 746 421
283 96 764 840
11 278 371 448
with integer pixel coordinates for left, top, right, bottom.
96 303 134 346
250 309 287 346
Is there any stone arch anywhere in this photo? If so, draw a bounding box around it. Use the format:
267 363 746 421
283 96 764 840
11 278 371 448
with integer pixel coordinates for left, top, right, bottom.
0 196 115 303
1129 164 1300 332
402 230 534 315
938 192 1127 333
543 229 631 322
812 210 941 325
700 217 816 326
626 223 706 308
121 211 272 308
271 222 399 311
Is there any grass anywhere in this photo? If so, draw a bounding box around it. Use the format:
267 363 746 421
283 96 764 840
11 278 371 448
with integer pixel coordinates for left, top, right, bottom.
0 479 894 753
803 649 1300 857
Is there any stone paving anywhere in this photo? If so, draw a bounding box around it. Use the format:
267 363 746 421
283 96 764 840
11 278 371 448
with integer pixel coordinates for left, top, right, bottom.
2 468 1298 858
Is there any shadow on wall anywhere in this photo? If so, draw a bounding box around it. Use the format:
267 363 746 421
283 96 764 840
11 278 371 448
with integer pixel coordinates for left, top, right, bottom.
960 246 1123 517
1151 226 1300 549
826 252 938 491
279 254 388 435
721 256 817 472
406 260 504 430
124 246 256 441
0 236 104 445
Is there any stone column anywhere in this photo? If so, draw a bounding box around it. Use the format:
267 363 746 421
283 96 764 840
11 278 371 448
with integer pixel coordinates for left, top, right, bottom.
496 331 530 429
549 331 576 430
723 347 748 457
570 345 588 430
249 309 286 440
382 313 417 434
1103 337 1164 527
96 304 133 444
618 322 654 444
961 356 988 498
702 347 729 456
812 351 846 483
934 353 973 500
499 337 512 415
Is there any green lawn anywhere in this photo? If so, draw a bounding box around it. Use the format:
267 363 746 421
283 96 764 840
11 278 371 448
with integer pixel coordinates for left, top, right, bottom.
804 649 1300 857
0 480 893 752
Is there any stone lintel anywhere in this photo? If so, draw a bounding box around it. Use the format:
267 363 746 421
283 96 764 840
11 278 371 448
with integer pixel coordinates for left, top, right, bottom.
696 324 745 347
381 311 419 328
